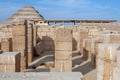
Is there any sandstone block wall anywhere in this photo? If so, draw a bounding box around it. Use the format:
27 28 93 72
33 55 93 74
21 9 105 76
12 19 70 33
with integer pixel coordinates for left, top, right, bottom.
0 20 120 74
0 52 20 72
79 28 89 56
97 44 120 80
12 24 28 71
0 38 12 52
0 26 13 38
83 38 91 61
37 26 55 51
103 34 120 43
55 28 72 72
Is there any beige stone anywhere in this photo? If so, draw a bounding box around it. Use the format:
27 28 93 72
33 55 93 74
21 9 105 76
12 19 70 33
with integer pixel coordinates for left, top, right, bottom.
55 28 72 42
55 51 72 60
0 65 6 72
41 27 50 32
55 28 72 72
55 60 72 72
55 42 72 51
0 52 20 72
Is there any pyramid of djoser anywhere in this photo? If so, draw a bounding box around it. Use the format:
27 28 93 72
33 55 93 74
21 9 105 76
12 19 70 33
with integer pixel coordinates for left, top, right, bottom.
5 6 44 23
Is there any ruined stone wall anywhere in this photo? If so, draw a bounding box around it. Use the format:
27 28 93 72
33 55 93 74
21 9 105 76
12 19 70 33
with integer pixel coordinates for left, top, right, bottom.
0 26 13 52
37 26 55 51
55 28 72 72
97 44 120 80
0 52 20 72
81 23 120 31
0 24 104 54
36 26 101 52
0 26 13 39
1 21 120 74
12 23 28 71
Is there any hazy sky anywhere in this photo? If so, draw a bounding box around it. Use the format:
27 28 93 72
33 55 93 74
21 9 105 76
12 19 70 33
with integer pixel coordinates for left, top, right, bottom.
0 0 120 22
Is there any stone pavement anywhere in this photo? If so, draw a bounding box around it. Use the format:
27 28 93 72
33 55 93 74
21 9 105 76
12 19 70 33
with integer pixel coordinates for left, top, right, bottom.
0 72 83 80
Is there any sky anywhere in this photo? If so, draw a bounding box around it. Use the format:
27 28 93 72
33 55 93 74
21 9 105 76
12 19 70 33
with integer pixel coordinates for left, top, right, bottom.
0 0 120 22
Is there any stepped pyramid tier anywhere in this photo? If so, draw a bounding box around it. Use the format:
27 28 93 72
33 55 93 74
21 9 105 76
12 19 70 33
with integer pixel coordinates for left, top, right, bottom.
5 6 44 24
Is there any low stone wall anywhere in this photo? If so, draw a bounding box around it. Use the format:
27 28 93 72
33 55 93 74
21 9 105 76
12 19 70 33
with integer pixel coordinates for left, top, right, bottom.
0 52 20 72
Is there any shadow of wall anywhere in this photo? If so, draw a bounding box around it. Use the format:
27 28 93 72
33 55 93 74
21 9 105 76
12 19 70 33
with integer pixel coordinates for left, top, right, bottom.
42 36 55 52
72 37 77 51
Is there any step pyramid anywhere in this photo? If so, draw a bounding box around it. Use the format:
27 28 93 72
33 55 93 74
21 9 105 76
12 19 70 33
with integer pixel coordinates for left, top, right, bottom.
5 6 44 23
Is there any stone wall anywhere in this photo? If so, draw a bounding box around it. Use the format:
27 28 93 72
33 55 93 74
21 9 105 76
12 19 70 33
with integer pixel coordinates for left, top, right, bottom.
0 52 20 72
97 44 120 80
12 22 28 71
55 28 72 72
0 20 120 74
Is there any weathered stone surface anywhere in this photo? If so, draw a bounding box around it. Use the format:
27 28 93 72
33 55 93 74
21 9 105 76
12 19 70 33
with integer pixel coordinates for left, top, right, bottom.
55 28 72 72
55 28 72 42
55 51 72 60
55 42 72 51
97 44 120 80
0 52 20 72
0 72 83 80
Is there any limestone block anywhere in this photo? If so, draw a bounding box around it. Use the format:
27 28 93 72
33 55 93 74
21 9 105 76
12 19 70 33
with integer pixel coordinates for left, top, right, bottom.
50 27 55 31
13 25 25 31
46 31 55 38
13 30 25 36
27 52 33 64
110 35 120 43
55 28 72 42
0 52 20 64
27 27 33 34
37 27 42 32
13 43 25 51
103 34 120 43
113 67 120 80
97 44 119 59
117 51 120 68
55 51 72 60
55 42 72 51
0 65 5 72
97 44 120 80
0 52 20 72
13 36 25 42
55 60 72 72
1 40 10 52
40 32 47 37
41 27 50 32
83 39 91 60
20 56 27 70
6 65 16 72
